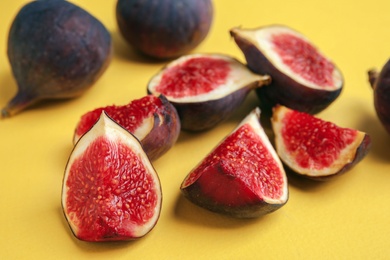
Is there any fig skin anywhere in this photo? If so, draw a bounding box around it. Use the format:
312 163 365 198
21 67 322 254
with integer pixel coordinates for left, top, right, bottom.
147 53 271 131
368 59 390 134
271 105 372 181
230 25 343 114
116 0 213 59
137 95 181 160
2 0 112 118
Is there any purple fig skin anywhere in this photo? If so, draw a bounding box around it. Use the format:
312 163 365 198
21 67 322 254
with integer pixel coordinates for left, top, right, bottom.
368 59 390 135
2 0 112 118
141 95 181 160
116 0 213 59
181 163 288 218
230 27 343 115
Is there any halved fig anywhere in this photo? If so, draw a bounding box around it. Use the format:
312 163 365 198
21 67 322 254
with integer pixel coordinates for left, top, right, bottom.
271 105 371 181
368 59 390 135
181 108 288 218
62 112 162 242
73 95 180 161
147 53 271 131
230 25 343 114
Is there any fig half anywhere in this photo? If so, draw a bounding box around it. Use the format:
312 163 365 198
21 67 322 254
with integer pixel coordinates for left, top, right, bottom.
368 59 390 135
2 0 112 118
271 105 371 181
181 108 288 218
74 95 180 161
147 53 271 131
62 112 162 242
230 25 343 114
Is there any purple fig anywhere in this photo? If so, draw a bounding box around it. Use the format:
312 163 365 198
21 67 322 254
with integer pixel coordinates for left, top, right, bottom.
2 0 112 118
230 25 343 114
116 0 213 59
147 53 271 131
368 59 390 134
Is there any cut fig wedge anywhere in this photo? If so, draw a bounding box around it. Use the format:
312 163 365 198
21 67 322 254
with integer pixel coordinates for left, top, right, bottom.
147 53 271 131
62 112 162 241
230 25 343 114
74 95 180 161
181 108 288 218
271 105 371 180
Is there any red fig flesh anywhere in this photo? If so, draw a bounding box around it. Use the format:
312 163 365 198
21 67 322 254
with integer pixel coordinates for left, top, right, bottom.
230 25 343 114
368 59 390 135
148 53 271 131
181 108 288 218
271 105 371 180
116 0 213 59
74 95 180 161
2 0 112 118
62 112 162 242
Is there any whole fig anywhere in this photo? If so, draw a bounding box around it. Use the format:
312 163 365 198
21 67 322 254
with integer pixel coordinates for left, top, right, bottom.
368 59 390 135
116 0 213 59
2 0 112 118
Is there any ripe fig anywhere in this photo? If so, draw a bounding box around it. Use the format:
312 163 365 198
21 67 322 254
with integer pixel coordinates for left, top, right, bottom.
116 0 213 59
74 95 180 161
2 0 112 118
230 25 343 114
62 112 162 242
181 108 288 218
271 105 371 181
368 59 390 134
147 53 271 131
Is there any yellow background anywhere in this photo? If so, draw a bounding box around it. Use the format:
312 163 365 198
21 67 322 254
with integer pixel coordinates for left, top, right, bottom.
1 0 390 259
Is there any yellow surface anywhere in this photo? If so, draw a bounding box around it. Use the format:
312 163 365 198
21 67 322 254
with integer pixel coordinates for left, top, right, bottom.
1 0 390 259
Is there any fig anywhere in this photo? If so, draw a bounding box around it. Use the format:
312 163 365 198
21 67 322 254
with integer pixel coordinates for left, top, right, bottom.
230 25 343 114
2 0 112 118
181 108 288 218
147 53 271 131
62 112 162 242
271 105 371 181
116 0 213 59
368 59 390 134
74 95 180 161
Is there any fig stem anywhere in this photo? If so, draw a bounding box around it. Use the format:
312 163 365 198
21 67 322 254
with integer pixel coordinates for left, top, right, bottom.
255 74 272 88
1 91 37 119
368 69 378 89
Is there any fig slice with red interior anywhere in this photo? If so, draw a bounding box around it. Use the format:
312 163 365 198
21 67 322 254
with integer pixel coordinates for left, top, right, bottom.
147 53 271 131
271 105 371 181
62 112 162 242
368 59 390 135
73 95 180 161
230 25 343 114
180 108 288 218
